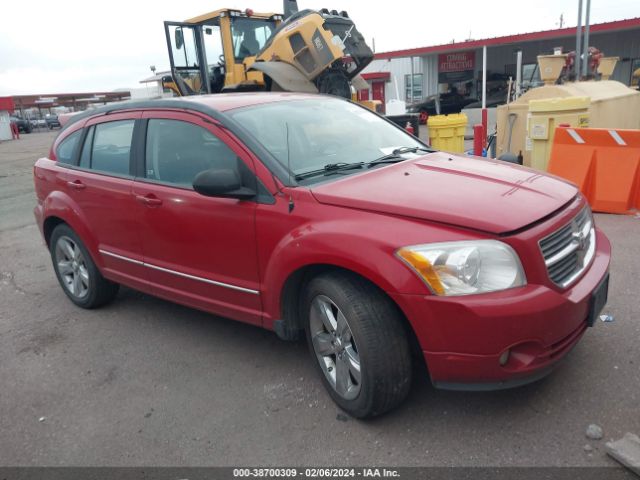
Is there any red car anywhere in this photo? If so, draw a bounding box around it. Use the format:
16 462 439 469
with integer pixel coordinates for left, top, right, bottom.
33 93 611 418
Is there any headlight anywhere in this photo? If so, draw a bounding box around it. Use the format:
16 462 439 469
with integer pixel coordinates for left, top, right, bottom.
396 240 526 296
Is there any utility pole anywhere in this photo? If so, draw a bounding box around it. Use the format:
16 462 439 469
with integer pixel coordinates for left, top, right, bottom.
559 13 564 28
582 0 591 78
575 0 583 80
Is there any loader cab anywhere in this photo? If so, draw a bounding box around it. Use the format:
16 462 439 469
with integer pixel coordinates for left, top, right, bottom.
164 9 281 96
230 16 277 62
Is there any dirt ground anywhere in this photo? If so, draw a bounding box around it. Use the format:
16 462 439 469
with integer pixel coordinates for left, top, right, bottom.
0 131 638 467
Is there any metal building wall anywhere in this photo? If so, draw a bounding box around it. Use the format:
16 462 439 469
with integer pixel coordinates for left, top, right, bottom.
421 55 439 98
363 27 640 105
363 55 438 103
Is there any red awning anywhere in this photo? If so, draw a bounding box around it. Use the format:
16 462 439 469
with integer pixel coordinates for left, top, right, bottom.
361 72 391 81
374 17 640 60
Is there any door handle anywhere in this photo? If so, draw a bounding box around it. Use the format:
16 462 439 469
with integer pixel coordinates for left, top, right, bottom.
67 180 86 190
135 194 163 207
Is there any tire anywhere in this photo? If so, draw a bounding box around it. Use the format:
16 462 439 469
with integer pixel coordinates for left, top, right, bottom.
303 271 412 418
49 224 119 309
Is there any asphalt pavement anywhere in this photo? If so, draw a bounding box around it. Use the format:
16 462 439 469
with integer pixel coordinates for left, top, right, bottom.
0 131 638 467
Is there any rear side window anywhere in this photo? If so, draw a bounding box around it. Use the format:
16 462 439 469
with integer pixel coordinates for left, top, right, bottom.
87 120 135 176
145 119 239 188
56 130 82 164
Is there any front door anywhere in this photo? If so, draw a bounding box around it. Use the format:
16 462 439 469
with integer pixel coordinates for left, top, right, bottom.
372 81 386 113
132 111 262 325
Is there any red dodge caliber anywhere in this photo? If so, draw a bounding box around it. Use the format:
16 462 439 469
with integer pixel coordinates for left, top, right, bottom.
33 93 611 417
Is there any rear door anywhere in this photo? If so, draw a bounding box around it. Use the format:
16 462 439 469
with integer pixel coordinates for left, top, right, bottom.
132 110 262 325
64 112 147 288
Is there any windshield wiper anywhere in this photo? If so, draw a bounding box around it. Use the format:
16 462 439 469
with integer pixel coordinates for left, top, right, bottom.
395 146 434 154
367 146 433 168
294 162 364 181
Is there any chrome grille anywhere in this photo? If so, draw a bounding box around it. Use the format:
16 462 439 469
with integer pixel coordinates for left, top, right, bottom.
539 206 595 288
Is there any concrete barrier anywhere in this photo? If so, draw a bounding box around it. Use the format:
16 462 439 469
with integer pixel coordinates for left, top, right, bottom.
547 126 640 214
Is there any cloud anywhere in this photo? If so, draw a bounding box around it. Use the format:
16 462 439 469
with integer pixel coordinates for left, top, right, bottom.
0 0 637 95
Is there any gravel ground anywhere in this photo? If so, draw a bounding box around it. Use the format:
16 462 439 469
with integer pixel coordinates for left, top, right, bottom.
0 130 638 467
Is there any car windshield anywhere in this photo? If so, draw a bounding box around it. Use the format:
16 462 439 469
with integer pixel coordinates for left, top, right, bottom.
228 97 426 184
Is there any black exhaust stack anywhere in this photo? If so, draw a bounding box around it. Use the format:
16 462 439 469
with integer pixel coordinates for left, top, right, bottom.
283 0 299 20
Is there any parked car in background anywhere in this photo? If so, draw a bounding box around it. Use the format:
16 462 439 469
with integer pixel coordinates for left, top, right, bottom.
30 118 47 129
407 90 477 124
464 91 508 109
33 94 611 417
46 115 61 129
10 116 32 133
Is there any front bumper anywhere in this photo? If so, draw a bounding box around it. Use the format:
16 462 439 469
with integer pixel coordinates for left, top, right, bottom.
389 229 611 390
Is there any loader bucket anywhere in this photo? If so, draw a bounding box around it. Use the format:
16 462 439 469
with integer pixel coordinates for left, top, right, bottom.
250 61 319 93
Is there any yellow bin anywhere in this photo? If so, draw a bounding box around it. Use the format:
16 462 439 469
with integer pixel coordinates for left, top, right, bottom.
528 96 590 171
427 113 468 153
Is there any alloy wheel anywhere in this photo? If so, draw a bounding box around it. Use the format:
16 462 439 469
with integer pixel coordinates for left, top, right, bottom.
54 236 89 299
309 295 361 400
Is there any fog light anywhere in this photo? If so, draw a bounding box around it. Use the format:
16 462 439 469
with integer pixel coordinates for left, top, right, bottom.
499 350 510 366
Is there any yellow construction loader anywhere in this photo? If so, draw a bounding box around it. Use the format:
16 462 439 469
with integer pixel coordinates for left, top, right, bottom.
163 0 374 99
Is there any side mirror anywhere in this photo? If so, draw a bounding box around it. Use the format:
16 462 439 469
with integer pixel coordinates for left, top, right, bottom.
193 168 256 200
174 28 184 50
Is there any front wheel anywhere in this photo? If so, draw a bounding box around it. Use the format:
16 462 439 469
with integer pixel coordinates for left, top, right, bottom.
303 271 412 418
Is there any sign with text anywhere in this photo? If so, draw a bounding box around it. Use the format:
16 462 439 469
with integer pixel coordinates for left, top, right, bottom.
438 51 476 84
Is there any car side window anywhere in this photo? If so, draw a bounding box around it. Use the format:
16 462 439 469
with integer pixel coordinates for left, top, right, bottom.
90 120 135 176
56 130 82 164
145 119 240 188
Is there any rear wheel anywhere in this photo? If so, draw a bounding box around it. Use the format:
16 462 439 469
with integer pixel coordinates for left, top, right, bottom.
49 224 119 309
303 271 412 418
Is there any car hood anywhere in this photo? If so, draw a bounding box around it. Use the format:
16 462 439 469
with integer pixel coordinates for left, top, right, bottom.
310 152 578 234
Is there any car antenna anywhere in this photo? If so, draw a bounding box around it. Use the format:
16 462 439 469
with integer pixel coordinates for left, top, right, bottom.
285 122 295 213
